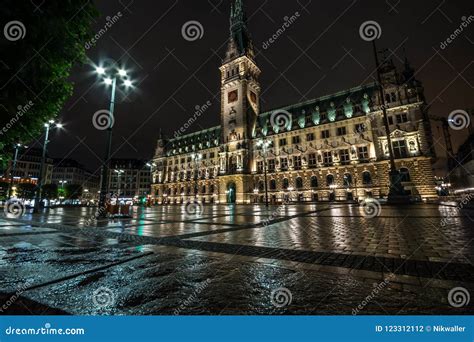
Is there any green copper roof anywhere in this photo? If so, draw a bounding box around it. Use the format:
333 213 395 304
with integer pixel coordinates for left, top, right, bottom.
256 83 378 137
226 0 254 61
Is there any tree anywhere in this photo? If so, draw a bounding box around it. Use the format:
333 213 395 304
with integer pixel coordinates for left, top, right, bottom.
0 181 9 201
64 184 83 200
42 184 58 200
16 183 36 199
0 1 98 160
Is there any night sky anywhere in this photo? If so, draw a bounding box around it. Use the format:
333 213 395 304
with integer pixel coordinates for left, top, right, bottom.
42 0 473 176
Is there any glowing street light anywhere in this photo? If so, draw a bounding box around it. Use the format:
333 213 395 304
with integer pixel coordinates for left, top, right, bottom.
96 66 106 75
33 120 63 212
256 138 272 208
92 60 137 217
8 143 28 200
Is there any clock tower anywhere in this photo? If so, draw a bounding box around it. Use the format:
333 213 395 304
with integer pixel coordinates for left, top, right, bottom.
219 0 261 175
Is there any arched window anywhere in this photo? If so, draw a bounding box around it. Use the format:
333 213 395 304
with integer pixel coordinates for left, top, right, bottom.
326 174 334 186
283 178 289 190
385 93 391 103
258 180 265 191
210 184 215 193
343 173 352 187
270 179 277 190
362 171 372 185
399 168 411 182
202 185 206 194
310 176 318 188
295 177 303 189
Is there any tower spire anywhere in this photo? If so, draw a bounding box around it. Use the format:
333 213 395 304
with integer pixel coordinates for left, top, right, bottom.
225 0 254 62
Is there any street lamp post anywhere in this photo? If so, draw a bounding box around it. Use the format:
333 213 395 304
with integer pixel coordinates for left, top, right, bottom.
8 143 27 200
256 138 271 207
94 62 135 218
113 169 124 216
33 121 62 213
59 180 67 204
146 162 157 205
192 153 202 199
371 40 410 203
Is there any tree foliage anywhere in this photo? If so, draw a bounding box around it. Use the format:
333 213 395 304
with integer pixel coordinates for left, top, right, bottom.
16 183 36 199
64 183 83 200
42 183 58 199
0 0 98 163
0 181 9 200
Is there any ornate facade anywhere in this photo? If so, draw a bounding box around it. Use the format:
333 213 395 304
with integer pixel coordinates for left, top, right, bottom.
151 0 437 204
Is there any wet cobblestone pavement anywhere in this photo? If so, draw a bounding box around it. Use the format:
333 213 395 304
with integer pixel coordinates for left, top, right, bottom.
0 203 473 315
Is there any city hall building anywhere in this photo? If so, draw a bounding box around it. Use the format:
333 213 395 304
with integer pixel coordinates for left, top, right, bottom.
151 0 437 204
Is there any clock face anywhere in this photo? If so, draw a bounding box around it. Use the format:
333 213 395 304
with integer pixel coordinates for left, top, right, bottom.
250 91 257 104
228 90 238 103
